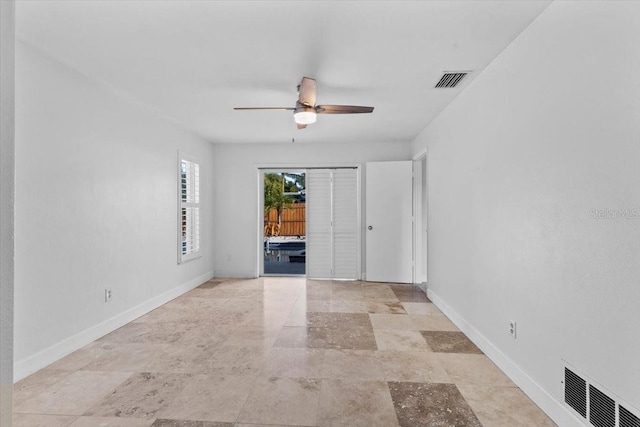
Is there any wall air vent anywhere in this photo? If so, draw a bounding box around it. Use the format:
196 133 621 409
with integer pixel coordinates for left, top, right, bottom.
434 72 469 88
590 385 616 427
563 363 640 427
565 367 587 418
620 405 640 427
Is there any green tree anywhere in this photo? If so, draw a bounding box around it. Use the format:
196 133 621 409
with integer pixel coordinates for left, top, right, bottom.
283 173 305 192
264 173 294 227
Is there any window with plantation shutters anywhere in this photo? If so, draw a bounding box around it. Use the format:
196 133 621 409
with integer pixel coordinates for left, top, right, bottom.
179 154 200 263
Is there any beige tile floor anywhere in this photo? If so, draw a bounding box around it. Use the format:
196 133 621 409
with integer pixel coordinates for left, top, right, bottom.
13 277 557 427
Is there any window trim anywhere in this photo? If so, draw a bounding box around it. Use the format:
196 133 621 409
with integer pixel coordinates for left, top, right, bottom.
178 151 201 264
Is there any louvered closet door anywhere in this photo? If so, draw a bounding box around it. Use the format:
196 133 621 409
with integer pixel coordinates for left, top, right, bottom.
332 169 358 279
306 170 333 279
306 169 358 280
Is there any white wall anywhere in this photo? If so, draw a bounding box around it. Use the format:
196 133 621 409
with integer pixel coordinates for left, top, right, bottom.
213 141 411 278
412 1 640 424
14 42 215 380
1 1 15 424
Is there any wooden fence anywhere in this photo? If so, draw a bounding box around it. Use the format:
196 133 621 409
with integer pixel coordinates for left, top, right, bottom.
264 203 306 236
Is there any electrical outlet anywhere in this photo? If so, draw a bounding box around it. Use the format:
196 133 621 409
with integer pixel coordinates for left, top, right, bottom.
509 320 517 338
105 289 112 302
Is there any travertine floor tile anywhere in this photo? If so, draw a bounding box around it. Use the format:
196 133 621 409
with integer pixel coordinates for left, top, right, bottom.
12 413 76 427
317 379 400 427
161 296 232 313
373 329 429 351
221 326 281 348
390 285 430 303
366 301 406 314
98 322 194 344
47 342 169 372
410 314 459 331
437 353 514 386
303 282 333 300
329 300 368 313
203 345 270 376
143 343 217 374
174 324 234 345
236 424 307 427
306 312 372 329
322 349 385 381
330 287 365 301
377 351 451 383
13 369 73 409
200 288 265 300
401 302 443 316
15 370 132 416
274 326 328 348
69 416 154 426
237 309 291 330
219 298 269 313
389 382 482 427
197 279 226 288
237 376 321 425
362 284 399 303
85 372 191 419
151 420 232 427
325 326 378 350
156 374 256 422
284 308 311 327
369 314 416 330
304 299 332 312
458 384 557 427
421 331 483 354
261 348 325 378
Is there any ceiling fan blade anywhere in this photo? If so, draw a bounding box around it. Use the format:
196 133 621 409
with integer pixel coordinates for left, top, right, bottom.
316 105 374 114
233 107 295 111
297 123 307 130
298 77 317 107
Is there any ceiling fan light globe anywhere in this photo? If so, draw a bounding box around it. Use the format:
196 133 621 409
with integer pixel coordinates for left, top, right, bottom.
294 110 317 125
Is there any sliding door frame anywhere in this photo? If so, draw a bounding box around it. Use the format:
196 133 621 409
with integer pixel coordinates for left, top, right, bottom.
255 163 362 279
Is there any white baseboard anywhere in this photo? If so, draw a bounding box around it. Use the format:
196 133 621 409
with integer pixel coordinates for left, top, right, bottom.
14 271 213 382
416 281 428 293
427 289 585 427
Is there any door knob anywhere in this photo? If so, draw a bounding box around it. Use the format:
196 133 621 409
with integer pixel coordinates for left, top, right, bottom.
368 225 373 230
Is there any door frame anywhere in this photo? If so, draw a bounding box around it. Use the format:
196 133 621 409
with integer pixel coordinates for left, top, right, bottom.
255 163 362 279
259 168 307 277
413 149 428 287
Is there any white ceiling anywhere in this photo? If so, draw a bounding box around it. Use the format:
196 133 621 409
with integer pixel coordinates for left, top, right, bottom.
16 1 551 144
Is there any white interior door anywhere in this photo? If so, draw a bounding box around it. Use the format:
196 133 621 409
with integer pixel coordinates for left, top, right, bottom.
366 161 413 283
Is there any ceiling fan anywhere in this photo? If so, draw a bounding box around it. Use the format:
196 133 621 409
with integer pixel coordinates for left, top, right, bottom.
234 77 374 129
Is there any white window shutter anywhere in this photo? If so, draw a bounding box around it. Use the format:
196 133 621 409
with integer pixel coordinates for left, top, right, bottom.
179 154 201 263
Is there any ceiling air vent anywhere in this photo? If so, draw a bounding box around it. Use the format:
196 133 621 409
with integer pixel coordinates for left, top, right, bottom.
620 405 640 427
434 72 468 88
590 384 616 427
